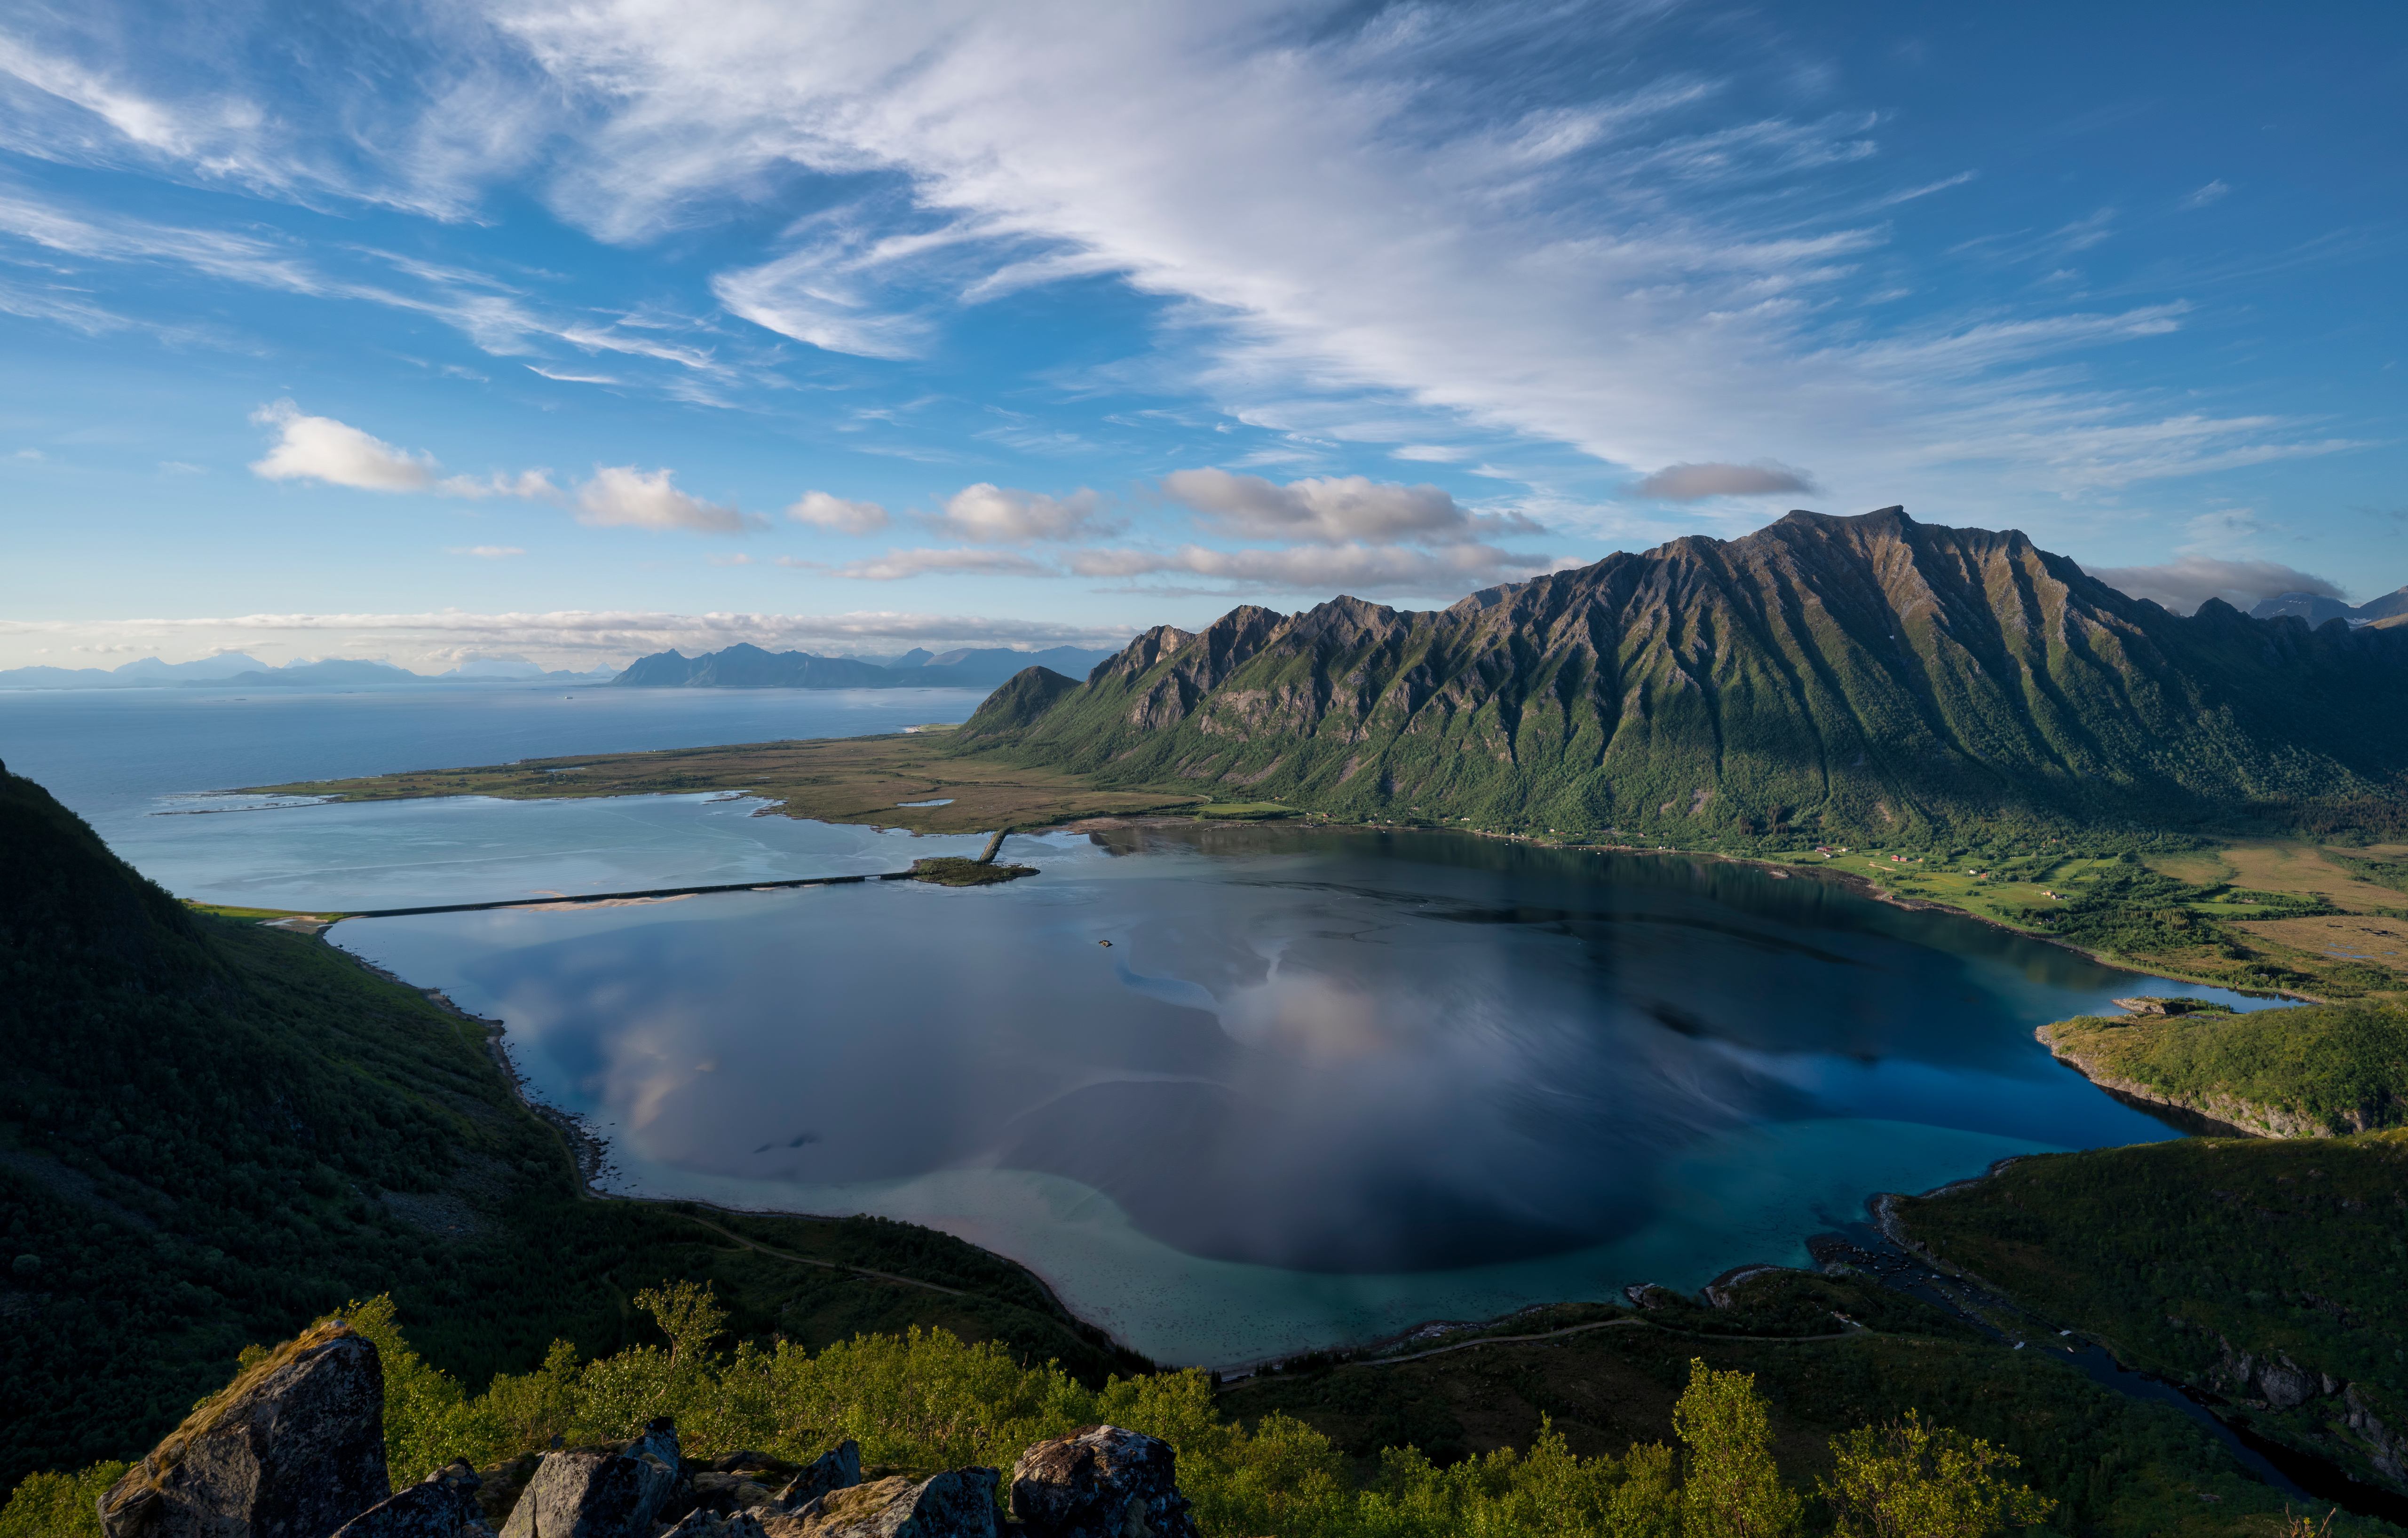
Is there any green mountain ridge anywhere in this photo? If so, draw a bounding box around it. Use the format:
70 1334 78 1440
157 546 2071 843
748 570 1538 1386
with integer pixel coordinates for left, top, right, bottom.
957 507 2408 842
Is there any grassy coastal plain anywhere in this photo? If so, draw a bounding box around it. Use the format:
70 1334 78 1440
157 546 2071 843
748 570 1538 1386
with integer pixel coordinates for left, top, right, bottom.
238 725 1207 836
243 730 2408 1006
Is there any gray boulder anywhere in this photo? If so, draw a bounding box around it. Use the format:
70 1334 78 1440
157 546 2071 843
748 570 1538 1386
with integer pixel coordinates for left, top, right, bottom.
1010 1427 1196 1538
772 1444 860 1512
498 1419 682 1538
334 1462 496 1538
98 1323 390 1538
803 1468 998 1538
658 1513 768 1538
688 1473 777 1517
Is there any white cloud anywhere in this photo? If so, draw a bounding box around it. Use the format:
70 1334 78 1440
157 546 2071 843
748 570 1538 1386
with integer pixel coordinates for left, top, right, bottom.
10 447 42 460
928 482 1104 543
798 548 1058 581
1631 461 1818 501
0 608 1136 672
1389 445 1465 463
1163 469 1542 544
0 4 2365 521
2181 179 2231 209
576 465 755 534
439 469 562 501
446 544 526 558
1068 540 1557 595
2086 556 2341 615
247 400 564 503
482 1 2353 504
248 399 436 490
787 490 890 535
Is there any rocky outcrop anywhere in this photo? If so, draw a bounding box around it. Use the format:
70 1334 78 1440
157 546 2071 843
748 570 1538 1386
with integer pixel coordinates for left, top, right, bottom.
1010 1427 1197 1538
773 1468 999 1538
689 1472 779 1516
772 1443 861 1511
661 1513 769 1538
2345 1386 2408 1484
333 1462 495 1538
497 1419 681 1538
98 1321 390 1538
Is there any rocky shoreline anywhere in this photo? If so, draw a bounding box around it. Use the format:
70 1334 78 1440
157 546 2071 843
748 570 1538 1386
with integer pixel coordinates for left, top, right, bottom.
2035 1022 2338 1138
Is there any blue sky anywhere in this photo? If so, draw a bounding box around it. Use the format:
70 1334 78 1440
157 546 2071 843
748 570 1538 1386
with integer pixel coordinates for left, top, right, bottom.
1 0 2402 670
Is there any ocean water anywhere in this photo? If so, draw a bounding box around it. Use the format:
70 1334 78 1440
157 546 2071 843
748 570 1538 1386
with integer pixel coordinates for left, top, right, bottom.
2 688 2269 1365
0 683 993 906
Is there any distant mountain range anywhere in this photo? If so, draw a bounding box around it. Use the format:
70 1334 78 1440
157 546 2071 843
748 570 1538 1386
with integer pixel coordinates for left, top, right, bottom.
0 655 618 690
610 642 1117 690
958 507 2408 841
2250 586 2408 628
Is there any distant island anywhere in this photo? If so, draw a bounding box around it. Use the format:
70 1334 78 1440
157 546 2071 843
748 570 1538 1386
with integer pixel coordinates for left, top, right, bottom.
609 642 1115 691
0 643 1116 692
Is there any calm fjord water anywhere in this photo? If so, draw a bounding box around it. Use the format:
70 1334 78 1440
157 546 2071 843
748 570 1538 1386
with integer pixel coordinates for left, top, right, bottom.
4 686 2266 1364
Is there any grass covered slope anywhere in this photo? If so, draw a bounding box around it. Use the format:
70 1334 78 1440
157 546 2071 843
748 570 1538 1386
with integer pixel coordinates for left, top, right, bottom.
953 507 2408 844
2040 1003 2408 1136
0 764 1140 1488
1893 1132 2408 1498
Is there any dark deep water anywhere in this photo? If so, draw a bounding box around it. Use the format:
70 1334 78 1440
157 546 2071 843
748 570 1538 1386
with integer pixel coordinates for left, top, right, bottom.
341 820 2268 1363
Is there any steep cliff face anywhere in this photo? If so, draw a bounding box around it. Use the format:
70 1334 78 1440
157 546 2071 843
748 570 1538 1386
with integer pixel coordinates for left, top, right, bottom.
955 508 2408 837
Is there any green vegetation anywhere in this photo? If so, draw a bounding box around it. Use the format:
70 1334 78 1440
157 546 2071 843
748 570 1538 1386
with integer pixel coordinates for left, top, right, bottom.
237 728 1203 837
2039 1002 2408 1135
2334 859 2408 898
0 767 1138 1489
1893 1131 2408 1497
906 856 1039 885
10 1284 2084 1538
1223 1267 2387 1537
1822 1412 2056 1538
950 510 2408 849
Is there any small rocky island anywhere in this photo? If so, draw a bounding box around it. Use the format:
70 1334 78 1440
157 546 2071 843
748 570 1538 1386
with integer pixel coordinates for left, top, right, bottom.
907 857 1039 887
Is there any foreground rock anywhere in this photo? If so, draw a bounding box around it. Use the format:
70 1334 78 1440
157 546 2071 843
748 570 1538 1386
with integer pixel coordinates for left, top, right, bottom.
497 1419 681 1538
97 1321 390 1538
770 1468 999 1538
333 1461 495 1538
772 1443 861 1511
1010 1427 1198 1538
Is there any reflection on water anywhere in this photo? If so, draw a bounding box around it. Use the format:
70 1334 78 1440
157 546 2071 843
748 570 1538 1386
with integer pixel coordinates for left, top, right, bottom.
339 822 2267 1363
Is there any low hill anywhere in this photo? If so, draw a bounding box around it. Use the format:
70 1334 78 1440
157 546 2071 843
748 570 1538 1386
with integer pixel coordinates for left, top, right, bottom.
1894 1129 2408 1501
956 507 2408 842
2039 1002 2408 1136
0 763 1139 1487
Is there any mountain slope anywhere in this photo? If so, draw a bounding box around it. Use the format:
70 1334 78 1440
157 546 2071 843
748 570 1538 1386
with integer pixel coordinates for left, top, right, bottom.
956 508 2408 840
0 764 1141 1485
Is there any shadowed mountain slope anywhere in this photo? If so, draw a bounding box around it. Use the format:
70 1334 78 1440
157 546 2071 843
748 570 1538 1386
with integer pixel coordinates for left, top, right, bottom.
956 508 2408 840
